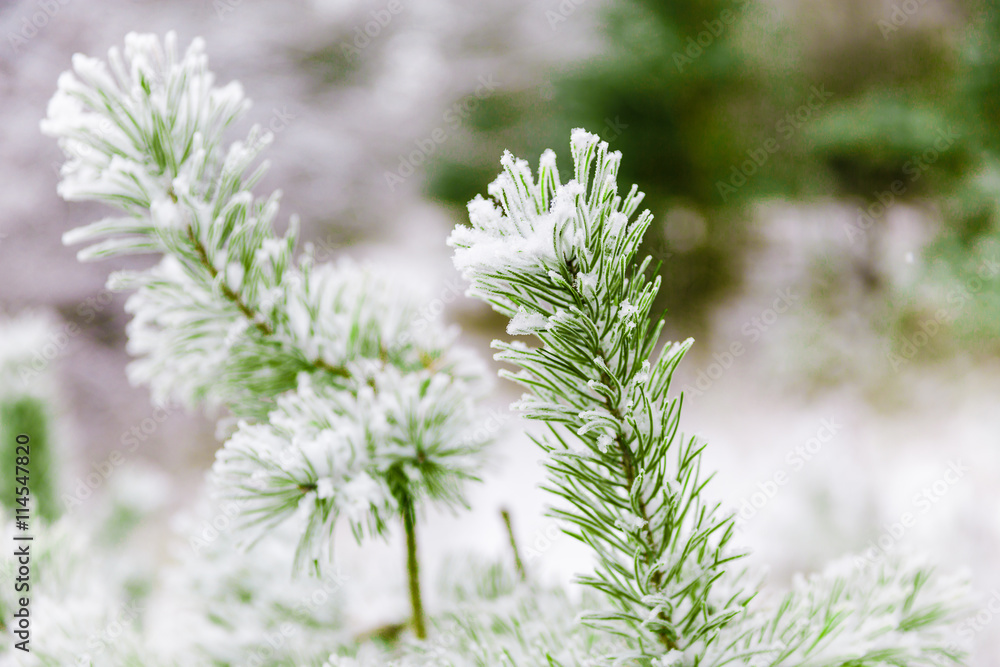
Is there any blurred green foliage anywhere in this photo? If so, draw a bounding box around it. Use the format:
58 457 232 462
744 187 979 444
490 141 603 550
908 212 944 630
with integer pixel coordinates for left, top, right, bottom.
1 396 59 522
922 0 1000 354
423 0 1000 357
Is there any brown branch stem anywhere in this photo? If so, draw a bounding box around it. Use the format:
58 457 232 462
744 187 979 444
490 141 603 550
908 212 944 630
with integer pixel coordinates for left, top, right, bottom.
184 225 351 379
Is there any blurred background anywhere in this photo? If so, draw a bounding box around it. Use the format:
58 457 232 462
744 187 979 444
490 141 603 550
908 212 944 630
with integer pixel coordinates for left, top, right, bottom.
1 0 999 662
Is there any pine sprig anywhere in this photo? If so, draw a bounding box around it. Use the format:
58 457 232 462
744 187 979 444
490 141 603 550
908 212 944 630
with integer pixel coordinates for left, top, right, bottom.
450 129 970 664
451 130 750 655
705 556 969 667
43 33 492 600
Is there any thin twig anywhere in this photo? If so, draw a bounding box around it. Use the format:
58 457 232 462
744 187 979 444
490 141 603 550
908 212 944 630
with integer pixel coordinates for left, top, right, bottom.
402 500 427 639
501 508 527 582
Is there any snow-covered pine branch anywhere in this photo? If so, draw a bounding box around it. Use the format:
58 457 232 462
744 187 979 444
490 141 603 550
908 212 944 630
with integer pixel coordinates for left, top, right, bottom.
42 33 491 635
450 129 970 665
704 555 969 666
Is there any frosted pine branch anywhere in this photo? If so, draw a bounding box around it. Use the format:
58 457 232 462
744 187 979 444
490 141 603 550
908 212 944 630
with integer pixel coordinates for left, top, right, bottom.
450 129 749 656
699 556 969 666
450 130 970 664
43 33 492 577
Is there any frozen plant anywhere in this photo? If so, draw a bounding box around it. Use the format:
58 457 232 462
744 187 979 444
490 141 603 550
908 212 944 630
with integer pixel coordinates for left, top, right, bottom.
42 32 492 638
0 513 167 667
323 557 628 667
449 129 971 665
153 496 351 665
40 30 974 667
403 557 628 666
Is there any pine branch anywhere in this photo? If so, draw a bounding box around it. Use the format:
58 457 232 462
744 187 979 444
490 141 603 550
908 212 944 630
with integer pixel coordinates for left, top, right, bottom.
184 222 273 335
450 129 970 664
450 130 747 656
182 221 351 381
44 32 493 580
